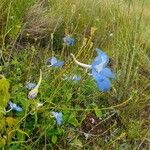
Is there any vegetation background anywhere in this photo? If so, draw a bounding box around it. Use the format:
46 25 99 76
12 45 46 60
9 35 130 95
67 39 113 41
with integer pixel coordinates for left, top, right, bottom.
0 0 149 149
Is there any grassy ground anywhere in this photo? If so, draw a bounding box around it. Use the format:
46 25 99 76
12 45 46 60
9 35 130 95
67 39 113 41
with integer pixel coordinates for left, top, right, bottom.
0 0 149 149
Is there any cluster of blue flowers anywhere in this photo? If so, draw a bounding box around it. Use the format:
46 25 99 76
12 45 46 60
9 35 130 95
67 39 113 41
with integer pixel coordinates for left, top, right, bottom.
6 35 115 126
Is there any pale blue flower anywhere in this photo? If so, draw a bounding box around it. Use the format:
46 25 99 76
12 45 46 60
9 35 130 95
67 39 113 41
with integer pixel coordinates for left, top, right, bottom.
8 101 23 112
25 82 36 90
71 48 115 92
63 35 75 46
92 48 109 68
51 112 63 126
47 57 64 67
91 48 115 91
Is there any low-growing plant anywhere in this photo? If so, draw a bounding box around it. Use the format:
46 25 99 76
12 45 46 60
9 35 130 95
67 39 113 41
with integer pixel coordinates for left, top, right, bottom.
0 0 149 149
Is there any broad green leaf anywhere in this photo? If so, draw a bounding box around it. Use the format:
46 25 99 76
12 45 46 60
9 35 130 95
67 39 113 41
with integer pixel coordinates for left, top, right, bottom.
68 117 79 127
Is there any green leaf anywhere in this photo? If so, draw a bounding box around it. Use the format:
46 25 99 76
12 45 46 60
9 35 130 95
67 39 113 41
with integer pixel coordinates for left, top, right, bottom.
71 139 83 147
67 93 72 101
95 109 102 118
0 75 10 120
51 135 57 144
68 117 79 127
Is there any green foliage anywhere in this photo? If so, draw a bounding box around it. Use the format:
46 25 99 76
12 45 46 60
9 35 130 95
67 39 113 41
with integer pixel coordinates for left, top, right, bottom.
0 75 10 148
0 0 149 149
127 120 143 139
0 75 10 114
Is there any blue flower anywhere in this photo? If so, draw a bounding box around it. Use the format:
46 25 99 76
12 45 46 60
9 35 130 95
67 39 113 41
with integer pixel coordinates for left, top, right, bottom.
47 57 64 67
63 35 75 46
51 112 63 126
92 48 109 68
8 101 23 112
25 82 36 90
71 48 115 92
91 48 115 91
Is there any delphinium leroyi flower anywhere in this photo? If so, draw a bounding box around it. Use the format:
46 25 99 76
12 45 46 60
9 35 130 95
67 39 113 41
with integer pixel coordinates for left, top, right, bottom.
63 35 75 46
47 57 64 67
62 35 75 63
8 101 23 112
25 82 36 90
71 48 115 91
51 112 63 126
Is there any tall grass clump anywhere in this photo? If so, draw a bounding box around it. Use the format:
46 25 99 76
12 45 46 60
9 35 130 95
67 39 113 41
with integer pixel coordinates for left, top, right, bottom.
0 0 149 149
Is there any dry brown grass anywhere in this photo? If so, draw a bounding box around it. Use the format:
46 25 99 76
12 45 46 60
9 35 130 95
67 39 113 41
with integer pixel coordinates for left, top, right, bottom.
24 1 51 39
24 1 63 39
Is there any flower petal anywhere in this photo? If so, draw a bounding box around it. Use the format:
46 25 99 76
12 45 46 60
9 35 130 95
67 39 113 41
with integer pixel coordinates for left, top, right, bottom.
63 36 75 46
93 62 105 73
25 82 36 90
92 68 104 81
100 67 115 79
8 101 23 112
94 48 109 66
92 54 103 68
53 61 64 67
92 49 111 73
96 76 111 92
47 57 64 67
15 106 23 112
92 69 111 92
51 112 63 126
50 57 58 66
